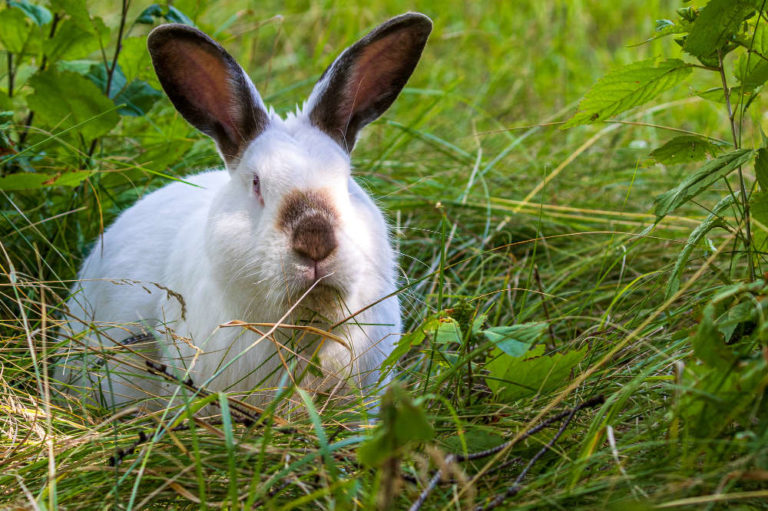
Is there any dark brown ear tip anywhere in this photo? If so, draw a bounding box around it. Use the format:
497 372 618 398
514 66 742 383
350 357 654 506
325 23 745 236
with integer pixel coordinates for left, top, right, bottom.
147 23 214 53
392 12 433 34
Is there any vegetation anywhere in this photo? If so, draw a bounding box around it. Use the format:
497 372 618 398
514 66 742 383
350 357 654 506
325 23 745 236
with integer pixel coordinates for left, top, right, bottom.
2 0 768 508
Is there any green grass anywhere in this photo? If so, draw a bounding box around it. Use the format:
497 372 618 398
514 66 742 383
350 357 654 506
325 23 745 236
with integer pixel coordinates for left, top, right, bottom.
3 0 768 509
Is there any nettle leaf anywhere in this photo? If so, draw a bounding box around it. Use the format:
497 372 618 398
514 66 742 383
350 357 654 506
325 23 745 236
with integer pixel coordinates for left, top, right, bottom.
757 148 768 191
482 322 546 357
119 37 153 82
563 58 692 128
486 345 587 402
26 69 120 140
654 149 755 218
751 191 768 255
421 316 462 344
697 86 752 105
650 135 725 165
9 0 52 26
0 7 35 53
683 0 756 61
85 62 127 98
44 19 98 62
735 51 768 91
49 0 91 31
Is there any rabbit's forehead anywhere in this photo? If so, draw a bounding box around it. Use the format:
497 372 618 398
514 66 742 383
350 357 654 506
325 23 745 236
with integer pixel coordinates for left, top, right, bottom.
239 127 349 180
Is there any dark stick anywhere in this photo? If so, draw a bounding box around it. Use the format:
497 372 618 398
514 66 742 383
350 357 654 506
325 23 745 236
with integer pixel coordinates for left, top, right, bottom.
408 395 604 511
475 406 579 511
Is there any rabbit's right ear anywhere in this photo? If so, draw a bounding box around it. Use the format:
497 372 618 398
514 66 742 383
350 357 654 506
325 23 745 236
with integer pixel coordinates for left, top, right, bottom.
147 24 268 166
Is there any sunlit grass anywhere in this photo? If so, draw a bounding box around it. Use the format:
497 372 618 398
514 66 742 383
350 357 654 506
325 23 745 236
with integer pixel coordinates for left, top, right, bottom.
3 0 768 509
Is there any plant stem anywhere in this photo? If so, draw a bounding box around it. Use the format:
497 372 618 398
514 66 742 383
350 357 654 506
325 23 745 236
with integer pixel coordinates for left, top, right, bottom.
718 49 755 281
88 0 130 161
7 53 14 98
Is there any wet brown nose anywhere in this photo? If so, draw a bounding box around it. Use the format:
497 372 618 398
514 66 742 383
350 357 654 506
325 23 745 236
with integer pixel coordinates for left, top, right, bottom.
291 215 337 262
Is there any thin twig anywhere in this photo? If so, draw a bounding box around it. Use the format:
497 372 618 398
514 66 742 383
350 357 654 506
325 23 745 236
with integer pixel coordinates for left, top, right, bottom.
408 395 604 511
476 405 580 511
717 48 754 281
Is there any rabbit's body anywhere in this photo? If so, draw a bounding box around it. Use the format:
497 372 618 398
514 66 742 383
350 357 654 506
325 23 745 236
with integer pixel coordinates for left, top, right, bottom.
55 14 430 409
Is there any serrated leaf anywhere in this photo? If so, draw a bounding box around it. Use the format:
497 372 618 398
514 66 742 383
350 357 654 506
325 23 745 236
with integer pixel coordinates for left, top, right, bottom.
683 0 756 60
650 135 725 165
9 0 51 26
486 345 587 402
563 58 692 128
118 37 152 82
735 51 768 91
0 7 34 53
26 69 120 140
750 191 768 255
49 0 91 30
666 195 734 299
43 19 98 62
654 149 755 217
482 322 546 357
756 148 768 191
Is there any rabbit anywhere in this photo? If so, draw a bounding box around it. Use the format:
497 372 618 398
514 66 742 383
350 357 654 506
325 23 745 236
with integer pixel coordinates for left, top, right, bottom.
54 13 432 411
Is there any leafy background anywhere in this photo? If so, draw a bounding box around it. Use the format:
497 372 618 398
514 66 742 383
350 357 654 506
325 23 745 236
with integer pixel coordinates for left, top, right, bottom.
2 0 768 509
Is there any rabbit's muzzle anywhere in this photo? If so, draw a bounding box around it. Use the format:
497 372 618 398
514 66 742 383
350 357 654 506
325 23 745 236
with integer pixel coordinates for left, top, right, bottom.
279 189 340 283
291 214 337 263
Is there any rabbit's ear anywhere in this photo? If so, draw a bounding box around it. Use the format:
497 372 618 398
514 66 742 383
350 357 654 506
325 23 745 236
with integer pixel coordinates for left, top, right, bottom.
306 13 432 152
147 24 268 166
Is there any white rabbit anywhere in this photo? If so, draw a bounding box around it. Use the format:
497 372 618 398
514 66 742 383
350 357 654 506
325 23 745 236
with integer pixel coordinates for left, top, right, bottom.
55 13 432 411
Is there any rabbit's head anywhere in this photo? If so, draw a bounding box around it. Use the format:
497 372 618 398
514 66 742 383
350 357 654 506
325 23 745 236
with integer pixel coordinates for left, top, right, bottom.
147 14 431 318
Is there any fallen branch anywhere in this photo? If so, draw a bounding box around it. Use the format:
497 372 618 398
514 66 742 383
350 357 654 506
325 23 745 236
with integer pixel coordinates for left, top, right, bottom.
408 395 604 511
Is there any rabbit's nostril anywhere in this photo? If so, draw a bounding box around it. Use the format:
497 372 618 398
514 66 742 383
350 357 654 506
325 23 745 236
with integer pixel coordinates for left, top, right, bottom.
291 215 337 262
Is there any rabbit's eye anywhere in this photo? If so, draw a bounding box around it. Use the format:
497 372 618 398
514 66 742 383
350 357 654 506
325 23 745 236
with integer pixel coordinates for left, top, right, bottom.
253 175 263 204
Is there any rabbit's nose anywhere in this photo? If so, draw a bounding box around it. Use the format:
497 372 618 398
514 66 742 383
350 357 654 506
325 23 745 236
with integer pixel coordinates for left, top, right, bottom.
291 215 337 262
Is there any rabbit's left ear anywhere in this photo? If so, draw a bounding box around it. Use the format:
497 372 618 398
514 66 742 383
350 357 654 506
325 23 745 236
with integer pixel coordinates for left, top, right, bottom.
305 13 432 152
147 24 269 166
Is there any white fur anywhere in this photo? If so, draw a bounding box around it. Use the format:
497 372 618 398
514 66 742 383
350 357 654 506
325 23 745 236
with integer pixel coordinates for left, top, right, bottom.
55 111 401 409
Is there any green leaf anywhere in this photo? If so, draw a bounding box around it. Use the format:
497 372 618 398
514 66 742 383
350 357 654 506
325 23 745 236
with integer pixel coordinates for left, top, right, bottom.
653 149 755 217
751 191 768 255
114 80 163 116
0 171 91 190
136 4 164 24
26 69 120 140
85 62 127 98
358 383 433 467
43 19 98 62
419 316 462 344
563 58 692 128
650 135 725 165
666 195 734 299
9 0 51 26
0 7 34 53
683 0 755 61
482 322 546 357
136 4 195 26
119 37 153 82
756 148 768 191
49 0 91 30
380 328 426 374
165 6 195 26
697 86 752 106
486 345 588 402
